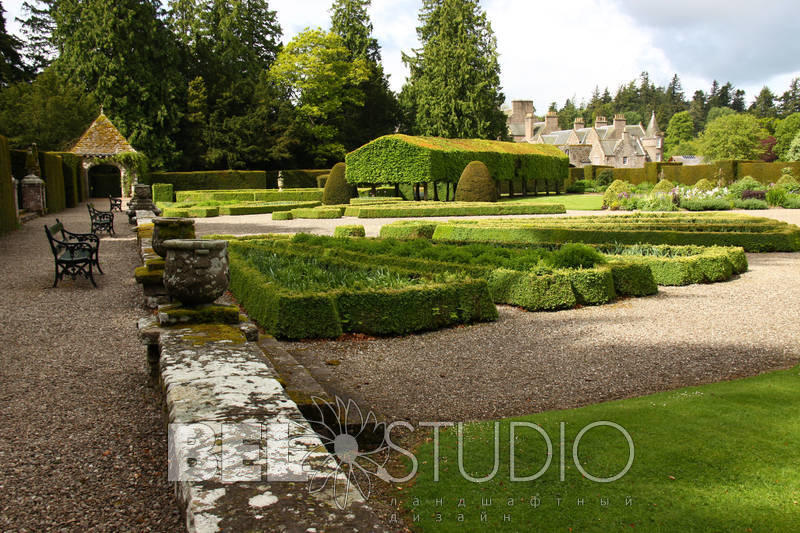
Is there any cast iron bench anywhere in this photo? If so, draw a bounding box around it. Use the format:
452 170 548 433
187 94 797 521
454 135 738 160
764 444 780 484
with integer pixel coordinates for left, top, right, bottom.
45 221 99 287
108 194 123 212
88 203 115 235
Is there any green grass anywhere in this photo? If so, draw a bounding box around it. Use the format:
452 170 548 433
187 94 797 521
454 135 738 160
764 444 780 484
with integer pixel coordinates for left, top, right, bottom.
399 366 800 531
501 193 603 210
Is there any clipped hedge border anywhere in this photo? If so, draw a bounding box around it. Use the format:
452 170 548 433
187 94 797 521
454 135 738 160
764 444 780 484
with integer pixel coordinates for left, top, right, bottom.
379 221 439 240
272 211 293 221
355 203 566 218
175 188 323 203
229 245 497 338
432 222 800 252
290 207 345 219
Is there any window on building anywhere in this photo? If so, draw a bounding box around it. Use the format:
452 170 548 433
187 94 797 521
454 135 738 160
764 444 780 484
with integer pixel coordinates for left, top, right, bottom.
623 156 628 165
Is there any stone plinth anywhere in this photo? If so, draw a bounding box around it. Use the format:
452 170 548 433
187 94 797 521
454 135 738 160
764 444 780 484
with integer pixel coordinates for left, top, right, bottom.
21 174 46 214
163 239 229 306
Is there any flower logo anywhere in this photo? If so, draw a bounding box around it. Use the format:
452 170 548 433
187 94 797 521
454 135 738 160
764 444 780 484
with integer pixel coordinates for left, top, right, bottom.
290 396 391 510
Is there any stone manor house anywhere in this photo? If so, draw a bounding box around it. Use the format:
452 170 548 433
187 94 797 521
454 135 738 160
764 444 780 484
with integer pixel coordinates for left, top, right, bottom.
506 100 664 168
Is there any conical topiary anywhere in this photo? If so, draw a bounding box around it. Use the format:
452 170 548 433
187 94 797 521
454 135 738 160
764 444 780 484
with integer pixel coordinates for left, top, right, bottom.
322 163 351 205
454 161 497 202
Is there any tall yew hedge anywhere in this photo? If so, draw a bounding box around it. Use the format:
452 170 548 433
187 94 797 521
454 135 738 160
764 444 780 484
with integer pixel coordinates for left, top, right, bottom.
345 134 569 186
0 135 16 235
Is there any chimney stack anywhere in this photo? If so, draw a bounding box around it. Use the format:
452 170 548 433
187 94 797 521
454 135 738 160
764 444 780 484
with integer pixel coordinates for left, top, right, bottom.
574 117 585 130
594 116 608 128
544 111 559 134
613 114 627 136
525 113 534 139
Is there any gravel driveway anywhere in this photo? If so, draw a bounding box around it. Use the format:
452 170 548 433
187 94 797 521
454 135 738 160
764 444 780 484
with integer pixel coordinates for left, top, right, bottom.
198 208 800 423
0 206 181 531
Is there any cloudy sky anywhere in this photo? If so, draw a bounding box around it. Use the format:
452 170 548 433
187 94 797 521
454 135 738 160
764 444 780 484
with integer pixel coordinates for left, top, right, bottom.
5 0 800 111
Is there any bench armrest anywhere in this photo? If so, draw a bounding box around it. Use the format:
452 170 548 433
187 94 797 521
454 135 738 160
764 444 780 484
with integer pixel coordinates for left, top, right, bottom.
62 229 100 244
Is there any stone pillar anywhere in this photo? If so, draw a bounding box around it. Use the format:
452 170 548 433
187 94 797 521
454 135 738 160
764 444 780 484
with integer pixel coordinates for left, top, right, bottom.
21 174 46 214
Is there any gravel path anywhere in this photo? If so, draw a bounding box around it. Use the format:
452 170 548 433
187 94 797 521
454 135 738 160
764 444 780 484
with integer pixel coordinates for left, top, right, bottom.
198 208 800 423
0 205 181 531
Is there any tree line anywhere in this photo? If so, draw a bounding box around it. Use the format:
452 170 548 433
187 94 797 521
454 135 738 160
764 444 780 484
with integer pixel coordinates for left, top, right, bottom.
0 0 506 171
2 0 800 169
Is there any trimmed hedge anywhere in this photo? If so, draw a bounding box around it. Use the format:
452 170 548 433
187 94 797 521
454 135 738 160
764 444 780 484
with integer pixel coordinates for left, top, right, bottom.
144 170 267 191
379 221 439 240
322 163 351 205
228 243 497 338
354 202 566 218
334 225 366 238
455 161 498 202
431 214 800 252
345 134 568 186
175 188 323 203
0 135 16 235
152 183 174 203
681 198 732 211
349 197 405 205
272 210 293 220
290 207 345 219
41 152 66 214
53 152 83 206
162 201 321 218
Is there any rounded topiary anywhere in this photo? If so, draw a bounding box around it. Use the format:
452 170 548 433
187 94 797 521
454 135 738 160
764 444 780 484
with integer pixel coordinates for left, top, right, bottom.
693 178 714 191
729 176 766 198
602 179 632 209
454 161 498 202
322 163 351 205
652 179 675 194
776 173 800 193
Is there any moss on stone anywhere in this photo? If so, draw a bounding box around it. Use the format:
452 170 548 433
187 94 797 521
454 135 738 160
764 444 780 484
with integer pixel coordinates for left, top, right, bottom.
145 258 165 271
172 323 247 346
135 266 164 284
158 303 241 326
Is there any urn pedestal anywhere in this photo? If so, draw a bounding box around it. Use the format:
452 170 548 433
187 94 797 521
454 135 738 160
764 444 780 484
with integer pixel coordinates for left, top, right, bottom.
162 239 229 306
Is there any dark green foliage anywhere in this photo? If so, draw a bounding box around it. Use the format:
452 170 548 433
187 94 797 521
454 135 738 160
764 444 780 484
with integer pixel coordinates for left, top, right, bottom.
143 170 267 191
596 169 614 187
0 134 16 235
173 189 322 203
334 225 366 238
40 151 64 213
606 261 658 296
401 0 507 140
0 5 28 85
51 151 82 206
566 267 616 306
546 243 606 269
53 0 184 168
322 163 352 205
0 68 97 150
152 183 174 203
729 176 766 198
681 198 732 211
488 269 576 311
455 161 497 202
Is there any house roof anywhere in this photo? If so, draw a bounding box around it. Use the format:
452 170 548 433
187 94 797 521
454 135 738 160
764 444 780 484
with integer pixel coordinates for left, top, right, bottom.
509 123 526 137
69 113 135 156
645 111 660 137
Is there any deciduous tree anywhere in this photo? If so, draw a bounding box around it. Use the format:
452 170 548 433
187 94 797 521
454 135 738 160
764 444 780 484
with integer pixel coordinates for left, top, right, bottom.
698 113 768 162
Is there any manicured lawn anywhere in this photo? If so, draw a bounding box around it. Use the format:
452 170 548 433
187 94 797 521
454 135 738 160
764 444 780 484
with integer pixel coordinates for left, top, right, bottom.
501 193 603 210
397 365 800 531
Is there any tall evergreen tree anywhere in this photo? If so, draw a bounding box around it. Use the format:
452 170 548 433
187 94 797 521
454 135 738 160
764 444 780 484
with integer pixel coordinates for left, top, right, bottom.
1 1 28 86
16 0 55 73
401 0 506 139
779 78 800 118
749 86 777 118
53 0 185 167
330 0 399 150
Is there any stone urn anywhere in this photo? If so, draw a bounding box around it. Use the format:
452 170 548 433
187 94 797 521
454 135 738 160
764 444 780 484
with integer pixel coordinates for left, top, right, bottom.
152 217 196 258
127 183 162 223
162 239 229 305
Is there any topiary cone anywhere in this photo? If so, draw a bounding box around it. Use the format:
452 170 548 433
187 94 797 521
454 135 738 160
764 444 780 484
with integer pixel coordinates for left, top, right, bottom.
322 162 352 205
455 161 498 202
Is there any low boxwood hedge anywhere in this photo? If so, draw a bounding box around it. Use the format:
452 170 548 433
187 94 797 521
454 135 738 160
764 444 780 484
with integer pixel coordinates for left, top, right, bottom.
334 225 366 238
290 207 345 219
431 214 800 252
175 188 323 203
228 243 497 338
354 202 566 218
272 211 293 221
379 221 439 240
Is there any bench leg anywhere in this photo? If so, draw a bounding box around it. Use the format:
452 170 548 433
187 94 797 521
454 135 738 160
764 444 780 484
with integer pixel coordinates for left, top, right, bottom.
53 264 60 288
88 263 97 288
94 252 104 275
